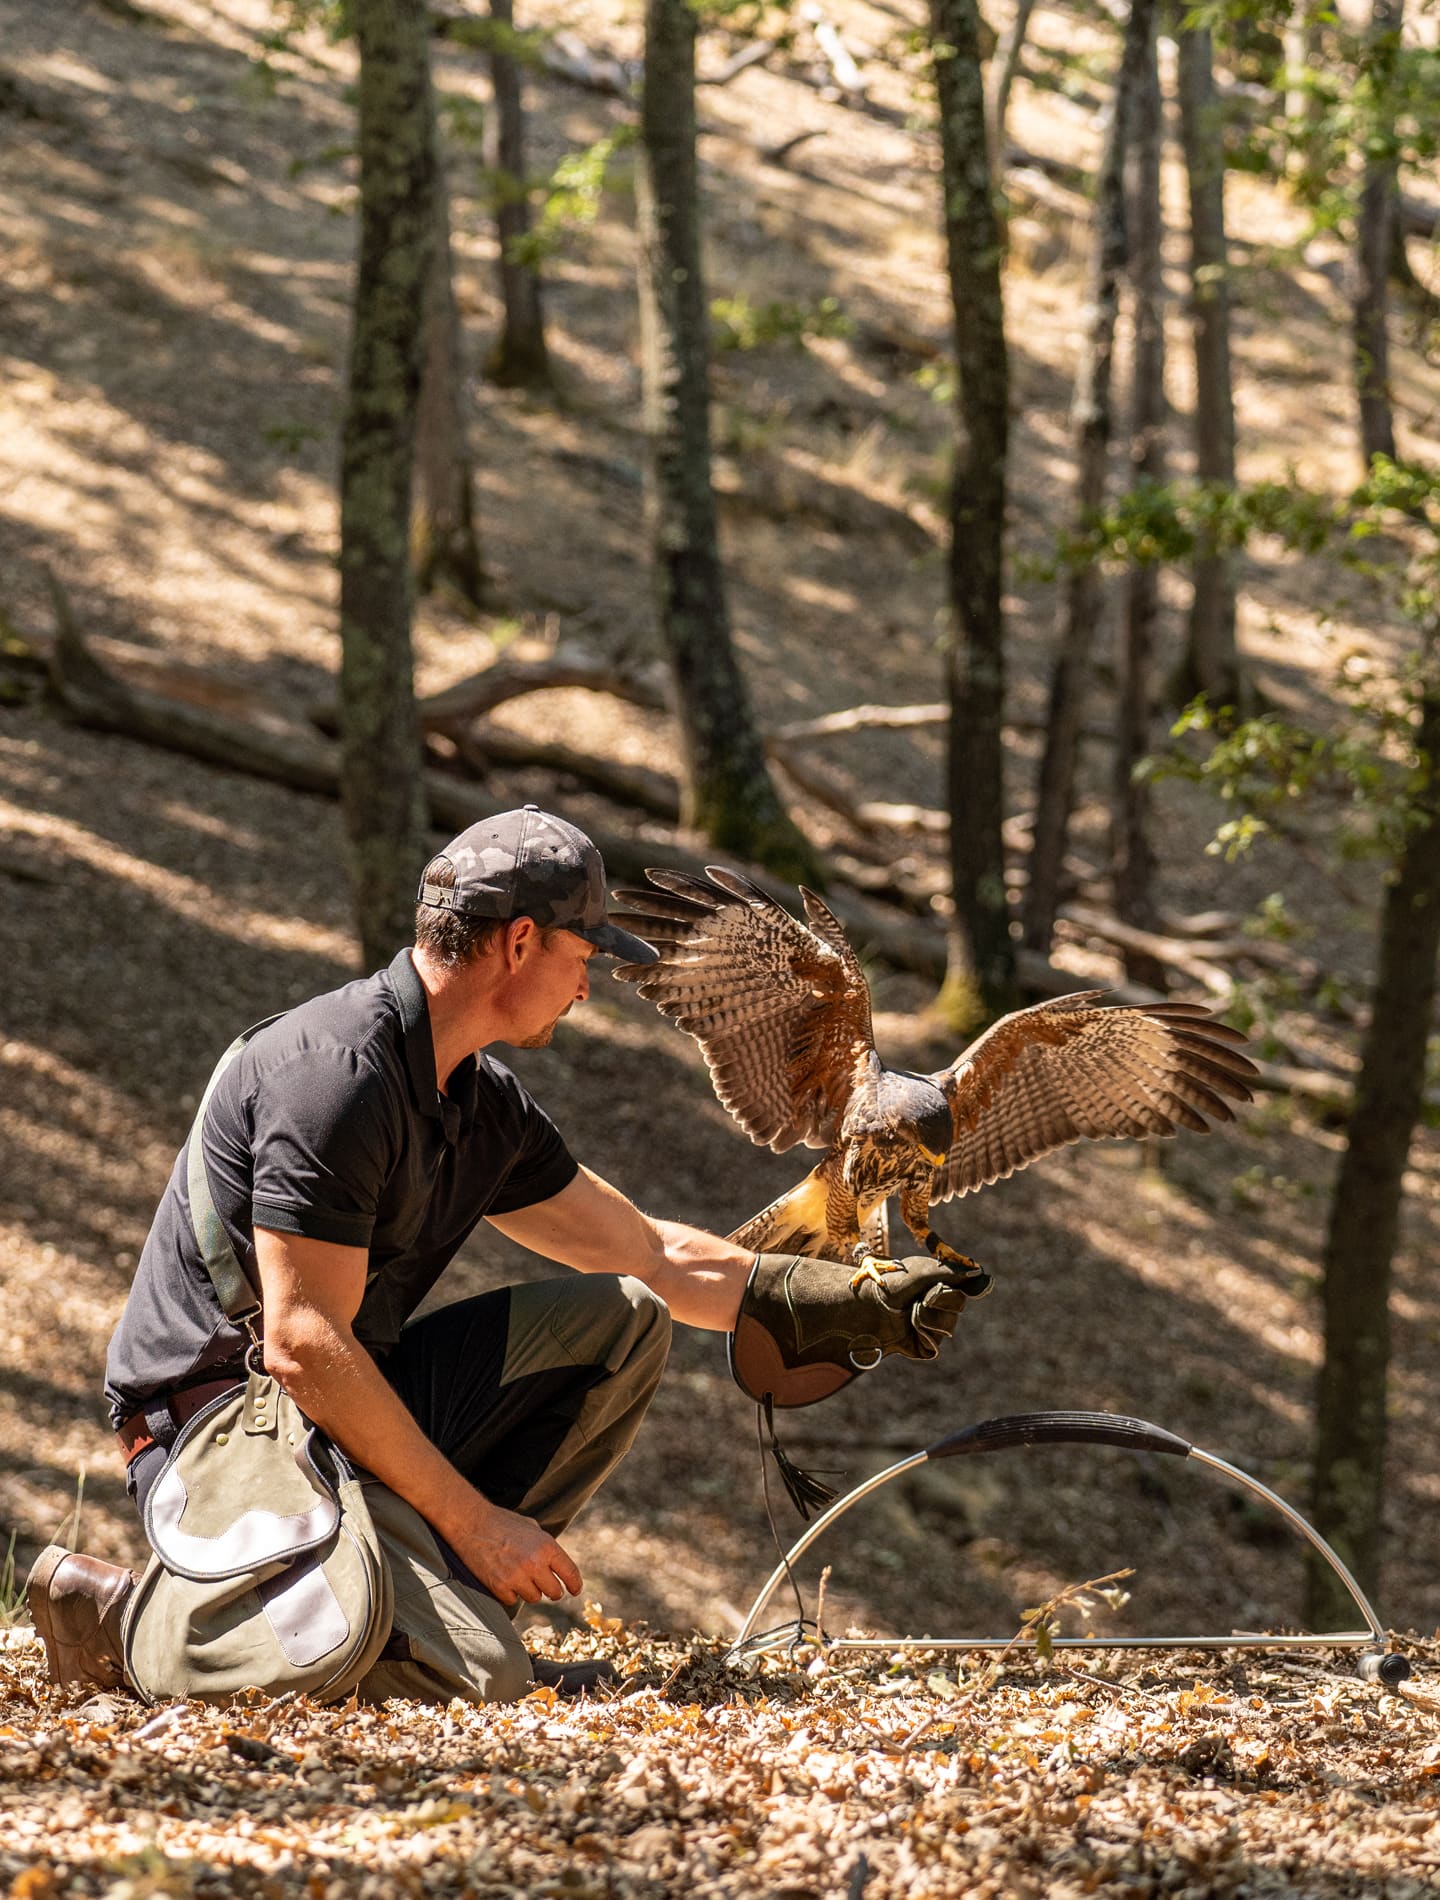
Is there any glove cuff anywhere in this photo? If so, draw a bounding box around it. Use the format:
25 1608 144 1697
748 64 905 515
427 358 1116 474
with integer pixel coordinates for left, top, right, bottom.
728 1253 866 1410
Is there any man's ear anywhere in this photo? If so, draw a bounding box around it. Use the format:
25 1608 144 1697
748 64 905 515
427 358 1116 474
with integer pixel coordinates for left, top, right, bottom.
502 916 540 971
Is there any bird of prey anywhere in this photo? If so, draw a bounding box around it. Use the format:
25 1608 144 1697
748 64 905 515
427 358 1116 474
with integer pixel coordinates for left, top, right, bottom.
612 868 1258 1286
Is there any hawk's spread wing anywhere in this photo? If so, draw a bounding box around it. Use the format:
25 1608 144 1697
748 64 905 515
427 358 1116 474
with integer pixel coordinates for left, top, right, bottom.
931 994 1257 1201
610 868 875 1153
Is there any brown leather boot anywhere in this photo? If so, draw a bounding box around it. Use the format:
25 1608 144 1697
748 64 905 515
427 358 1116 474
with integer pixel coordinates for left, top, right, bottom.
528 1654 620 1697
27 1545 135 1690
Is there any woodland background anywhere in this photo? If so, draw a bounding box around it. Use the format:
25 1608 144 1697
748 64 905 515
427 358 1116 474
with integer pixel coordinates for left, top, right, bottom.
3 0 1440 1891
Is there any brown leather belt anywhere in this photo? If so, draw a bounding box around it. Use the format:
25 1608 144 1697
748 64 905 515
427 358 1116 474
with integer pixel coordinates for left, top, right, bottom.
116 1377 244 1468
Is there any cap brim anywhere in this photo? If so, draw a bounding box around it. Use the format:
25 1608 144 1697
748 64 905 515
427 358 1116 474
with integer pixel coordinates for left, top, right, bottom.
577 920 660 963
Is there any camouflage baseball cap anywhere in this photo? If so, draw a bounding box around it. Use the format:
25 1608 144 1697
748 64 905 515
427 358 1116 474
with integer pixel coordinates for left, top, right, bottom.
418 806 658 962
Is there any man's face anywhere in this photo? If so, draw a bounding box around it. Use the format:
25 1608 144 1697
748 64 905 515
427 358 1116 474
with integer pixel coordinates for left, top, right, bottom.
509 928 596 1047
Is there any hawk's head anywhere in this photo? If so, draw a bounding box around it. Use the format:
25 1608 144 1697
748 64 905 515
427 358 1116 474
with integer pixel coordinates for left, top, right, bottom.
845 1073 953 1182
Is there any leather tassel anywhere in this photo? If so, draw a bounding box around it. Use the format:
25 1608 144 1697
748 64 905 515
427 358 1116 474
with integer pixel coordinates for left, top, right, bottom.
762 1396 840 1520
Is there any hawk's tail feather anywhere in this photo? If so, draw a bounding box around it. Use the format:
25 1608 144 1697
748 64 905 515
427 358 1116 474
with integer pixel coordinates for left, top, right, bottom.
726 1169 832 1257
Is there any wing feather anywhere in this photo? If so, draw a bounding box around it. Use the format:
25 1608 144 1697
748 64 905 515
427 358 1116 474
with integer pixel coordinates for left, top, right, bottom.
932 994 1256 1200
610 867 876 1153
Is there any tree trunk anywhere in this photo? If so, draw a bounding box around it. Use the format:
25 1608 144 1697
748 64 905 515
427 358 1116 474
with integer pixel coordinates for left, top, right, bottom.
984 0 1039 177
1113 19 1166 992
485 0 552 389
1354 0 1403 470
635 0 816 882
413 148 487 607
1022 0 1154 955
339 0 435 970
1308 673 1440 1626
930 0 1017 1028
1282 0 1325 183
1172 23 1248 715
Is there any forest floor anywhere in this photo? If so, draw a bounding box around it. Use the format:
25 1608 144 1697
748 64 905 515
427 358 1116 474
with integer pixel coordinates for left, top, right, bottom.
3 0 1440 1890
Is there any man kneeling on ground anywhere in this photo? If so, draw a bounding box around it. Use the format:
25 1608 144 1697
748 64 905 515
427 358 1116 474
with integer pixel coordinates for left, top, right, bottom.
30 807 975 1700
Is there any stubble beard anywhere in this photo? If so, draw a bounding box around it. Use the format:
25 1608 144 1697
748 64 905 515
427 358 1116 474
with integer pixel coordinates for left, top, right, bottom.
513 1002 573 1049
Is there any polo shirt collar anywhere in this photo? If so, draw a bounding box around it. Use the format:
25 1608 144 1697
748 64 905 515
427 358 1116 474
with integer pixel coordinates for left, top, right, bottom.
388 949 439 1115
387 949 477 1132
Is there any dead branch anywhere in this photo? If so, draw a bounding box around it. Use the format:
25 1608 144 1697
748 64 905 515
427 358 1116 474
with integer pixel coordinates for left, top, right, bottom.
771 703 947 743
311 647 670 737
799 1 867 100
539 28 639 99
701 39 777 86
421 648 669 724
1157 908 1244 939
1059 905 1239 998
761 129 826 168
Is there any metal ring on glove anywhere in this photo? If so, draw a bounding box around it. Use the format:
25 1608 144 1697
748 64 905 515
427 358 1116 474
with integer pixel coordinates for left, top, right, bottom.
848 1341 883 1371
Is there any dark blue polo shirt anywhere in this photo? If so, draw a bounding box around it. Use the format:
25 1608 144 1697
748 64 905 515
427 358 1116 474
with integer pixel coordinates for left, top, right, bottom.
104 950 578 1428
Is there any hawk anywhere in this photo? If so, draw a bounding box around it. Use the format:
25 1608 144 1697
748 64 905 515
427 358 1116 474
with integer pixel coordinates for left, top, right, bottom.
612 867 1257 1284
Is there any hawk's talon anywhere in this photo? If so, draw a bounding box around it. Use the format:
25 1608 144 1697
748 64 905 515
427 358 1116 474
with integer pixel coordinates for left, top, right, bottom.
849 1253 904 1294
928 1237 994 1298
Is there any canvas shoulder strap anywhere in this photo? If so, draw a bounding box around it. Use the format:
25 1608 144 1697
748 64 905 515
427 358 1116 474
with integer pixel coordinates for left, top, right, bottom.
185 1016 284 1343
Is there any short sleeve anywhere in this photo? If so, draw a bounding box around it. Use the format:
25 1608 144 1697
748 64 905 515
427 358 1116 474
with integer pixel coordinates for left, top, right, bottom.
247 1048 401 1247
481 1062 579 1214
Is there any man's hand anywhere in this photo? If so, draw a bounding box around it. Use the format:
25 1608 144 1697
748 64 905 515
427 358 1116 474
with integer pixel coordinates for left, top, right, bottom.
730 1251 987 1408
453 1499 583 1607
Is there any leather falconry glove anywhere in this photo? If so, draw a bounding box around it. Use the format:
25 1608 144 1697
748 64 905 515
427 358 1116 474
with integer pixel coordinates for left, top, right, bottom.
729 1251 991 1412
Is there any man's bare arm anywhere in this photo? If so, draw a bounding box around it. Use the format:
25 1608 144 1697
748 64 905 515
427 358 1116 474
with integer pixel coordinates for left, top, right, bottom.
253 1227 581 1607
485 1167 755 1330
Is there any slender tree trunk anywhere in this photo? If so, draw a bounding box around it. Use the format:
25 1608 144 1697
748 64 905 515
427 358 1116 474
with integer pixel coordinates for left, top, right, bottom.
339 0 435 969
931 0 1017 1028
635 0 816 881
1172 23 1248 714
984 0 1039 177
1283 0 1325 182
485 0 552 388
1354 0 1403 470
1023 0 1154 955
1113 21 1166 991
413 150 487 607
1308 670 1440 1626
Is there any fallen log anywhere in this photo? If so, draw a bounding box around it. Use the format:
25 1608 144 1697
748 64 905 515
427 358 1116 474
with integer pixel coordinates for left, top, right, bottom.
1059 905 1237 998
437 722 682 821
312 645 670 737
44 570 344 801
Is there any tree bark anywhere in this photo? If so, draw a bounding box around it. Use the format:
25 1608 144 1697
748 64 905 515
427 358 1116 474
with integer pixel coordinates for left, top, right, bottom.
1282 0 1325 182
930 0 1018 1026
1023 0 1154 955
635 0 816 881
1354 0 1403 470
413 147 486 607
984 0 1038 177
1170 22 1246 718
339 0 436 970
1113 19 1166 991
1308 673 1440 1626
1172 23 1248 715
485 0 553 389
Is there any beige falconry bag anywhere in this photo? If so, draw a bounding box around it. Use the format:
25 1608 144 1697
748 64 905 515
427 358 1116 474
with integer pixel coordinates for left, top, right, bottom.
121 1022 395 1703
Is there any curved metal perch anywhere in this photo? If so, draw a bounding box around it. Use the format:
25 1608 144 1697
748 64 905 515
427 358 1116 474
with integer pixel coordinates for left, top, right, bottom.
729 1411 1408 1682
